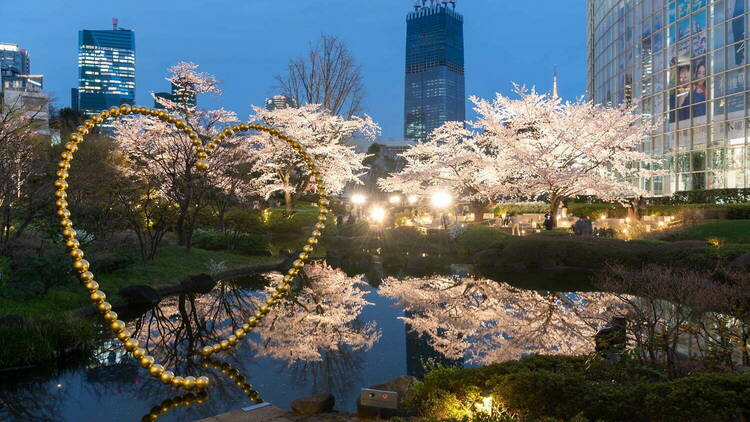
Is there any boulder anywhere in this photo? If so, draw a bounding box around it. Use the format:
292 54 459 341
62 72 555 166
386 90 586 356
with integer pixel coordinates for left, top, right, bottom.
356 375 418 419
290 392 335 416
180 274 216 294
119 285 161 308
728 252 750 272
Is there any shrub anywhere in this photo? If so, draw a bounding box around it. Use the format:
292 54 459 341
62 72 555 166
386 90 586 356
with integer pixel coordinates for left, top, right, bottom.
495 202 548 215
568 203 626 219
223 207 264 233
457 225 507 256
726 203 750 219
89 252 134 273
265 209 319 235
410 355 750 422
192 229 270 255
9 253 76 296
0 315 94 368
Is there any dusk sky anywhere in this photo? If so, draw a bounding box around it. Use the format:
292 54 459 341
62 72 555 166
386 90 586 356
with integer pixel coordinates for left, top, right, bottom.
2 0 587 143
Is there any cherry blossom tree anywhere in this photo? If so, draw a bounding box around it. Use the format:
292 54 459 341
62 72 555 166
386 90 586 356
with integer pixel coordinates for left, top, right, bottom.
378 121 505 219
379 275 624 364
247 262 381 362
246 104 379 215
472 87 657 225
113 62 253 251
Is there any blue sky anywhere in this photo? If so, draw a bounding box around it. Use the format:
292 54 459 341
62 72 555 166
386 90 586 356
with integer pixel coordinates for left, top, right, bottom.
2 0 587 143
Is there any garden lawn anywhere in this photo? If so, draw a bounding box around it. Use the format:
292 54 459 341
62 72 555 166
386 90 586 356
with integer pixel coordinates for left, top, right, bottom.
663 220 750 244
0 246 281 318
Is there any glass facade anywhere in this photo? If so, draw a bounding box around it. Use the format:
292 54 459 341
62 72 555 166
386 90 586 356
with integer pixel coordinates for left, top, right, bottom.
404 3 465 143
588 0 750 194
74 28 135 116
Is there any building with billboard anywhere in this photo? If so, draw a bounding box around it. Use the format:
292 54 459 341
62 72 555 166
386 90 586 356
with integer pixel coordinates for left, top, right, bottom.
404 0 465 143
588 0 750 194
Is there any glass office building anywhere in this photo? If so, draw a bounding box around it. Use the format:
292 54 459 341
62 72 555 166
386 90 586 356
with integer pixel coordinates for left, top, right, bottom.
73 25 135 116
404 1 465 143
588 0 750 194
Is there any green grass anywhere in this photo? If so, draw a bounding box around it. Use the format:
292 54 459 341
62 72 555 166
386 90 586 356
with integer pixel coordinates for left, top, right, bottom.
0 246 281 318
661 220 750 244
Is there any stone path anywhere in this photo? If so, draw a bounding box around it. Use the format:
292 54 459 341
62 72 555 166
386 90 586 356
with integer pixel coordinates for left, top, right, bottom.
194 404 359 422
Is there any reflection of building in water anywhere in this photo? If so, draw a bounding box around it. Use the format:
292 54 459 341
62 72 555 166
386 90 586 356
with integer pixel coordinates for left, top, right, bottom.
404 314 463 379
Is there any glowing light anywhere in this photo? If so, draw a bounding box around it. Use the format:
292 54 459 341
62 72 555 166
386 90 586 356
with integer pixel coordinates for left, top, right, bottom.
600 215 607 221
407 194 418 205
351 194 366 205
474 395 493 414
369 206 386 223
420 216 433 225
625 217 631 223
389 195 402 205
431 192 452 208
658 221 666 227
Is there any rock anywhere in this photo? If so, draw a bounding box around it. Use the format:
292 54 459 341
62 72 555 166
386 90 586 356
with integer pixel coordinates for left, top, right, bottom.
119 285 161 307
0 314 25 326
180 274 216 294
290 392 335 416
356 375 418 419
728 252 750 271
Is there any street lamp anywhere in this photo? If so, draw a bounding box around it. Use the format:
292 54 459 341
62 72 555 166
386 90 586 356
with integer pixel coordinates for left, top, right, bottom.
369 206 387 224
431 192 452 209
351 194 366 205
388 194 401 205
407 194 418 205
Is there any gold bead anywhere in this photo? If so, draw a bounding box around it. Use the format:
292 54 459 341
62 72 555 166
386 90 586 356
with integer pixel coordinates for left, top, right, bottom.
315 222 325 230
298 252 308 260
149 364 165 377
91 115 102 124
157 111 167 120
70 248 84 259
160 371 175 384
60 219 73 229
84 120 94 129
220 340 229 349
312 229 322 237
259 305 270 314
110 320 125 333
254 311 263 319
195 376 209 389
175 120 186 129
64 143 78 152
271 292 281 300
171 376 185 388
108 106 120 117
124 339 139 351
292 259 304 269
73 259 90 272
242 323 251 331
223 128 233 137
196 151 207 160
90 290 106 302
117 331 129 341
85 280 99 291
79 270 94 282
54 190 67 200
303 245 313 253
57 208 71 219
62 228 76 238
288 267 299 276
183 376 196 389
57 161 70 170
56 170 69 179
119 104 131 114
76 126 88 136
97 301 112 313
69 134 82 143
248 319 258 328
140 355 155 368
276 284 288 293
200 346 213 356
54 179 68 189
195 160 208 171
228 335 238 345
98 111 108 120
133 347 146 359
103 311 118 323
235 329 245 339
317 215 327 222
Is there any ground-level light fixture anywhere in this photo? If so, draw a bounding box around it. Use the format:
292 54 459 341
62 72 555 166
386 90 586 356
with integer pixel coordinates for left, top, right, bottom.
370 206 387 224
407 194 418 205
351 193 367 205
431 192 452 209
389 195 401 205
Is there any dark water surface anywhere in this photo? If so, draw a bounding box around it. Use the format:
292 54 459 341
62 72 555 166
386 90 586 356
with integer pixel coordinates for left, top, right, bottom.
0 259 591 422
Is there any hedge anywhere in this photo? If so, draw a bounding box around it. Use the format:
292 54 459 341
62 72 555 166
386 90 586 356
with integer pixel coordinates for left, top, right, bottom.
192 229 270 255
409 355 750 422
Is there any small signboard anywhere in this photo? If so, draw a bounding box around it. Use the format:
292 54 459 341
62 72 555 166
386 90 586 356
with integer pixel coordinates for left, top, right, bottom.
360 388 399 409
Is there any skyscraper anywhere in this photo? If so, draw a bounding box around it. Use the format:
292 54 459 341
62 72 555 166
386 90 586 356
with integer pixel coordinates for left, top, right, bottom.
587 0 749 194
73 19 135 116
404 0 465 143
154 79 197 110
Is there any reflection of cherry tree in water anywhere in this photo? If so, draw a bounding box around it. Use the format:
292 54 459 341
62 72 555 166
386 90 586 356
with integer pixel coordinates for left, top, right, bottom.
380 276 625 365
0 379 67 422
249 263 380 397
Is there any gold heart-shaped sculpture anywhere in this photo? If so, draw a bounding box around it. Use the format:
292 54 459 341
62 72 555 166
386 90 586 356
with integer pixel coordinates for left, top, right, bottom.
54 105 329 390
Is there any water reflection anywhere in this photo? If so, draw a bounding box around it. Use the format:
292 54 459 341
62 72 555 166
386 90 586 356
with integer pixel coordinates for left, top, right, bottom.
201 358 262 404
380 275 624 364
140 391 209 422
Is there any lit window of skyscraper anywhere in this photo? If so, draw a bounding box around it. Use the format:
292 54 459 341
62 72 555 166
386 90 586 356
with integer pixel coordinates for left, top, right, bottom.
404 0 465 143
72 19 135 116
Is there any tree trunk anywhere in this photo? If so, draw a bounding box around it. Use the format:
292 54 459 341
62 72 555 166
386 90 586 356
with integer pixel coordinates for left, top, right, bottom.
549 194 561 229
284 190 294 217
176 209 187 246
470 201 488 222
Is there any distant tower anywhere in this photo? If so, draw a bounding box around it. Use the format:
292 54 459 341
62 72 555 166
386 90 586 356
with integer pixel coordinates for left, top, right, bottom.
552 71 559 99
404 0 465 143
73 20 135 116
264 95 298 111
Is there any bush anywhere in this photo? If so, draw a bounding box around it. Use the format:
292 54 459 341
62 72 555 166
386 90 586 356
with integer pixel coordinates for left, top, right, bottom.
457 225 507 256
726 203 750 219
648 188 750 205
192 229 270 255
0 315 95 368
495 202 548 215
89 252 134 273
9 253 76 296
410 355 750 422
223 207 264 233
568 203 626 219
265 209 319 235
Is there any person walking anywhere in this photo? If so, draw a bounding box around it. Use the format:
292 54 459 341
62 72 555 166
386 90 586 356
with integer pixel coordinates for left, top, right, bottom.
510 213 521 236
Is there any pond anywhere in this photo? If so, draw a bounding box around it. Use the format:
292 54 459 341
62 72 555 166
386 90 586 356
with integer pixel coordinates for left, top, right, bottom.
0 251 742 421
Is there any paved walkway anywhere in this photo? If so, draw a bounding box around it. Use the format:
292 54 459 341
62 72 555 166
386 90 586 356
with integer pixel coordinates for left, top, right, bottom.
195 404 359 422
